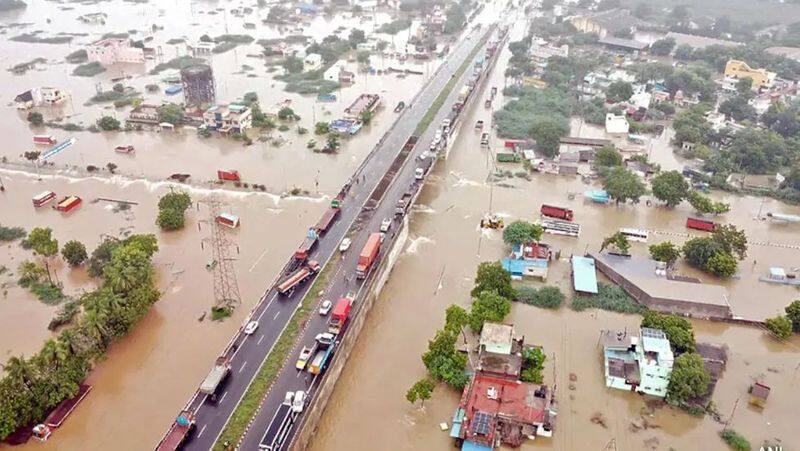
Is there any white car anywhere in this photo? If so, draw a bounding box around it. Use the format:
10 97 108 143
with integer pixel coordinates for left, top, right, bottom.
414 168 425 180
339 237 351 252
316 332 335 345
380 218 392 232
284 391 294 405
244 321 259 335
319 299 332 315
441 118 451 128
291 390 306 413
295 346 313 370
380 232 386 243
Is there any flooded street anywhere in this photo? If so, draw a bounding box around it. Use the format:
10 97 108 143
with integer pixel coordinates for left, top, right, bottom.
309 21 800 451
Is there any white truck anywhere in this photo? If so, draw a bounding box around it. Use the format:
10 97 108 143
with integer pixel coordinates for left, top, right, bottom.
200 356 231 399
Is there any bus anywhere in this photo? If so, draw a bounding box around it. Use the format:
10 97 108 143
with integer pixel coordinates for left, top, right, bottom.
32 191 56 207
619 228 648 243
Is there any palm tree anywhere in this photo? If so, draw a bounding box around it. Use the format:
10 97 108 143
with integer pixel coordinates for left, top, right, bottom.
3 356 35 393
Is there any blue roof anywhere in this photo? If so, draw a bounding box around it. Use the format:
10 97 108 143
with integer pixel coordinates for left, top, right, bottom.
449 408 465 438
462 441 492 451
501 258 546 276
572 256 599 294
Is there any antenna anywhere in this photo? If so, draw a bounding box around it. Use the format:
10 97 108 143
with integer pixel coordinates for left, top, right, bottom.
200 195 241 311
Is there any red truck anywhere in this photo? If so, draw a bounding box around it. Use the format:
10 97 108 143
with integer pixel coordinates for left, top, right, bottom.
156 410 196 451
356 233 382 279
277 260 320 296
686 217 716 232
540 204 574 221
55 196 82 213
328 297 353 335
217 169 240 182
315 207 340 234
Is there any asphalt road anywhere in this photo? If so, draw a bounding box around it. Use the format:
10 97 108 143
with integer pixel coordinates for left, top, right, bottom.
237 28 499 451
169 23 495 451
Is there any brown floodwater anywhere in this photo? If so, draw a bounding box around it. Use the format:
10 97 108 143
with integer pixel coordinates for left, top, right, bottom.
308 16 800 451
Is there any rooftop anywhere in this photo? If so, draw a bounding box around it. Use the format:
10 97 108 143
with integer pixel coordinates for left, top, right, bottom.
578 8 650 33
571 256 598 294
665 31 742 49
598 36 649 51
479 323 514 350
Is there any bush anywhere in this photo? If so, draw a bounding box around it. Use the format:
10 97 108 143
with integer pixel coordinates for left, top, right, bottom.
157 206 185 231
96 116 121 131
764 315 792 339
516 285 564 309
571 283 645 314
211 306 233 321
26 111 44 126
0 225 26 242
72 61 105 77
719 429 751 451
61 240 88 267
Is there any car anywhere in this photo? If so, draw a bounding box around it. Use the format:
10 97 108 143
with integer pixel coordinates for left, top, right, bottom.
379 232 386 243
295 346 313 370
480 132 489 146
284 391 294 404
316 332 335 345
380 217 392 232
414 168 425 180
319 299 332 315
441 118 451 128
291 390 306 413
244 321 259 335
429 141 438 151
339 237 351 252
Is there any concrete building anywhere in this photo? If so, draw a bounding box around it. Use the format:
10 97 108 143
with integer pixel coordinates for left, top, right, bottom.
601 328 674 398
569 9 650 39
203 103 252 134
588 252 733 320
665 31 741 50
724 60 776 91
181 64 216 105
605 113 630 135
15 87 67 109
530 38 569 60
127 103 161 125
86 38 145 66
304 53 323 72
479 323 514 355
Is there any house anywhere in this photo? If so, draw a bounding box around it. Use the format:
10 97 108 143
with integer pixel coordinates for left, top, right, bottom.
86 38 145 66
303 53 323 72
188 41 214 55
598 36 648 53
530 38 569 60
665 31 741 50
724 60 776 91
570 8 650 39
479 323 515 355
127 103 161 125
605 113 629 135
748 382 770 408
727 173 784 191
203 103 252 134
324 62 355 83
748 94 772 115
14 90 35 109
601 328 674 398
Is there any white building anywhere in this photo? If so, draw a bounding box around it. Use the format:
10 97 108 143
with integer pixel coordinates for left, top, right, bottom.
87 38 145 66
14 87 67 109
304 53 323 72
530 38 569 60
605 113 629 135
602 328 674 398
203 103 253 134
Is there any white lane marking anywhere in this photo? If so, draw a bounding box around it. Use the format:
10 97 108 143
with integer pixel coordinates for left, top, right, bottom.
273 311 280 320
255 293 277 323
197 424 207 438
249 248 270 272
296 370 303 378
257 334 265 345
220 391 228 404
239 361 248 374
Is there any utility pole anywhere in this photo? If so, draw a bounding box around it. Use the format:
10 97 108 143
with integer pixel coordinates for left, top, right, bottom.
723 397 740 431
200 195 241 312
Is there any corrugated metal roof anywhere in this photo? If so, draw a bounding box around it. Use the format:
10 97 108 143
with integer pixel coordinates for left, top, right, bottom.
572 256 599 294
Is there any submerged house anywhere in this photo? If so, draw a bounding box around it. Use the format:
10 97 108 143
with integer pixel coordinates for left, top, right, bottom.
14 87 68 109
202 103 253 134
601 328 674 398
87 38 145 66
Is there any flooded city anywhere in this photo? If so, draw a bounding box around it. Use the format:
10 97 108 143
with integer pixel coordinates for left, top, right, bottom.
1 0 800 450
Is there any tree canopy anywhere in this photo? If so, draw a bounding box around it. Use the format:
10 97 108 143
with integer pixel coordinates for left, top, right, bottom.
602 167 647 204
502 220 543 247
471 261 515 300
649 241 681 266
667 352 710 404
651 170 689 207
641 311 696 353
468 290 511 333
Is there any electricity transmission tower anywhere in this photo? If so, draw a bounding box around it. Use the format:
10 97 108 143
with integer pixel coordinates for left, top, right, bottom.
200 196 240 311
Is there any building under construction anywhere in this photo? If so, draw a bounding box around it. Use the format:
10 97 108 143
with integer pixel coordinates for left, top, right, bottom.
181 64 216 106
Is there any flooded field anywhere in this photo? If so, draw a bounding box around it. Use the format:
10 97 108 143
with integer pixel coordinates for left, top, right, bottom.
308 21 800 451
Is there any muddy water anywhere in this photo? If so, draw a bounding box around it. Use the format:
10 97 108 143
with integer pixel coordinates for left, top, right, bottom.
0 169 330 450
309 19 800 451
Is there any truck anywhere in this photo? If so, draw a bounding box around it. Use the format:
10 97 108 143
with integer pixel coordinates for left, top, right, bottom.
55 196 82 213
200 356 231 397
540 204 574 221
458 85 471 103
156 410 196 451
395 191 413 216
314 206 341 234
356 233 382 279
328 297 353 335
33 135 56 145
288 229 319 273
308 333 335 375
686 217 716 232
277 260 320 296
217 169 241 182
258 394 298 451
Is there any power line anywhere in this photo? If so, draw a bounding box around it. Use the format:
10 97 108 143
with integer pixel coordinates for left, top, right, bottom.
200 195 241 311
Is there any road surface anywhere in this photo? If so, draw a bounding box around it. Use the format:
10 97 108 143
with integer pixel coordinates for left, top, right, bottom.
170 22 496 451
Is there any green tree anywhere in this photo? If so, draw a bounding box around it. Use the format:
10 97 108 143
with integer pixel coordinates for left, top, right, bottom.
278 106 297 120
157 103 185 125
468 290 511 333
517 285 564 309
594 145 622 167
26 227 59 284
649 241 681 266
600 231 630 254
683 237 722 269
667 352 710 403
156 207 185 231
405 378 435 406
650 37 676 56
530 118 567 157
87 238 120 277
315 122 330 135
470 261 515 299
706 251 737 277
688 191 730 215
348 28 366 48
520 347 546 383
502 220 543 247
281 56 304 74
642 311 696 353
651 170 689 207
421 329 468 389
96 115 120 131
784 300 800 333
712 224 748 260
360 109 373 125
606 81 633 103
764 315 792 339
603 167 647 204
27 111 44 126
61 240 88 267
719 95 757 122
158 191 191 212
444 305 469 336
719 429 751 451
325 134 340 151
735 77 753 95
